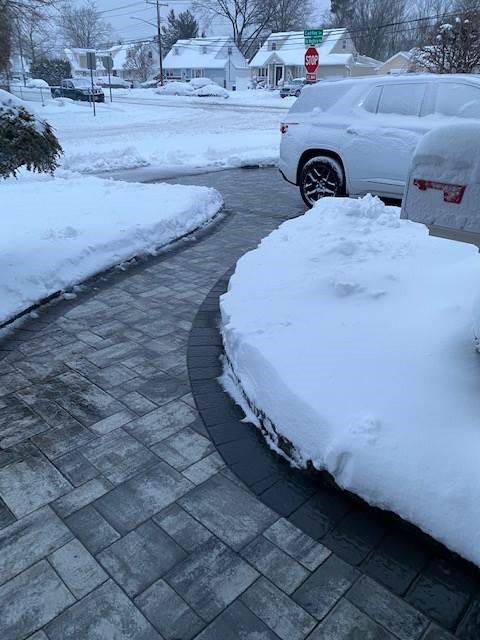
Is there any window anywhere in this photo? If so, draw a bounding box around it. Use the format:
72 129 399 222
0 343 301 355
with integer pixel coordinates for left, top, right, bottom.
148 51 153 59
362 85 382 113
271 41 277 51
435 82 480 119
290 82 353 113
202 46 207 54
377 83 426 116
174 47 179 55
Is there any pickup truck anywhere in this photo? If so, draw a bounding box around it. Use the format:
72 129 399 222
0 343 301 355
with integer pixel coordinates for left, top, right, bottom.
52 78 105 102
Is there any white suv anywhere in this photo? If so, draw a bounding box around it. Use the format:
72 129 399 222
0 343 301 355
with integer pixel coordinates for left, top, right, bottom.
279 74 480 207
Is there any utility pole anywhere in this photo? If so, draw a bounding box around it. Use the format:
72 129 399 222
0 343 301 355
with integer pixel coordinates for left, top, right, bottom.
15 19 26 86
146 0 168 86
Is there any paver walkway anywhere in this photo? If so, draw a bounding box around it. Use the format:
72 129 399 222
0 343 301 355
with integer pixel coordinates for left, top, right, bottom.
0 168 476 640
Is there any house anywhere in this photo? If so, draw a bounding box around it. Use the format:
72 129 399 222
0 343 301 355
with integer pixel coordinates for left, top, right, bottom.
249 29 381 87
377 51 415 75
64 44 159 81
163 37 249 89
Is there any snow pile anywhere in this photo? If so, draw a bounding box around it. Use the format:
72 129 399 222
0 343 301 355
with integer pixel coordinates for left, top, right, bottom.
1 173 222 325
30 97 282 175
221 194 480 565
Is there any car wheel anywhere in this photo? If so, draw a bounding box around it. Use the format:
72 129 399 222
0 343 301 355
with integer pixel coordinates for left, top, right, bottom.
295 90 301 97
300 156 345 208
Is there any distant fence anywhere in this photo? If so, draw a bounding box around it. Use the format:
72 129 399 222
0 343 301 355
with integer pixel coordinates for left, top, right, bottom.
8 84 56 106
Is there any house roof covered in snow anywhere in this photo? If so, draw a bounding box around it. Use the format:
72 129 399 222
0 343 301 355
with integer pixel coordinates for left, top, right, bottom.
250 29 358 68
164 37 247 70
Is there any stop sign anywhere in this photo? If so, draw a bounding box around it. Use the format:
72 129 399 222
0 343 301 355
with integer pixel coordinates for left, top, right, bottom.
304 47 319 74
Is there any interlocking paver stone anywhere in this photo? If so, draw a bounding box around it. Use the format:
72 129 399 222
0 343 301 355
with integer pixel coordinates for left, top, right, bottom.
65 504 120 554
45 579 161 639
195 600 279 640
182 451 225 484
94 462 192 534
135 578 205 640
165 537 258 622
0 506 72 585
52 476 113 518
82 428 158 484
293 554 359 620
0 453 71 517
152 427 213 471
0 560 75 640
309 598 396 639
241 577 316 640
53 449 100 486
98 520 186 597
179 473 276 550
125 400 197 446
263 518 331 571
49 538 108 598
348 575 429 640
153 503 212 552
242 536 310 595
90 409 135 435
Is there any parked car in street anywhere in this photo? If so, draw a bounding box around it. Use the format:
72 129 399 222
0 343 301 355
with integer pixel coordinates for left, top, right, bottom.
52 78 105 102
279 74 480 207
280 78 309 98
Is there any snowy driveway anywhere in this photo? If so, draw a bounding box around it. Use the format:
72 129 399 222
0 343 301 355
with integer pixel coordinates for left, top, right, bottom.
0 169 476 639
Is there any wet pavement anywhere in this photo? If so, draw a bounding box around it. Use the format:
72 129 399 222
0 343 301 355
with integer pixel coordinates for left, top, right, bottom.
0 167 477 639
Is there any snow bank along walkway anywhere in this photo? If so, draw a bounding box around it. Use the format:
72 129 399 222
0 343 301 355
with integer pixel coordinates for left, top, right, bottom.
0 168 476 640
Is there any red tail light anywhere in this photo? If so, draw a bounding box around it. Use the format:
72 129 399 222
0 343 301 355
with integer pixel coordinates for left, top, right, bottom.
280 123 289 134
413 178 466 204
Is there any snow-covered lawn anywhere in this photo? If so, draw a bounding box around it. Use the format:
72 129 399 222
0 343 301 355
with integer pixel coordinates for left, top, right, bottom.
221 195 480 566
1 173 222 326
30 92 286 175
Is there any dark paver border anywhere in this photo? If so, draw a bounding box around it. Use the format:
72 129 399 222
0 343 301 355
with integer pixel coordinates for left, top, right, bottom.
188 271 480 638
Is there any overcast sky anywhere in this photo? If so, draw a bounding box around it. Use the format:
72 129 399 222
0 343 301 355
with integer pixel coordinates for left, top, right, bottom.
90 0 331 44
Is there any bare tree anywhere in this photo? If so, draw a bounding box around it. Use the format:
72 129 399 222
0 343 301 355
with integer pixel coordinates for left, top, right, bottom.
59 0 111 48
192 0 273 51
416 10 480 72
0 0 56 74
123 43 154 82
264 0 314 32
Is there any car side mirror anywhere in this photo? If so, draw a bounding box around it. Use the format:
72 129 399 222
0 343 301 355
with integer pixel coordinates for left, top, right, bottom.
401 122 480 247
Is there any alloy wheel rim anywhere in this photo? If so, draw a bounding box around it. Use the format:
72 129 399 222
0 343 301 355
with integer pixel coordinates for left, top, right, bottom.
303 164 339 206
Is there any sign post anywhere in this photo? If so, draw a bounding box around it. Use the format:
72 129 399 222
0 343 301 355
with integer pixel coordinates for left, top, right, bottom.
304 46 319 82
86 51 97 117
104 56 114 103
304 29 324 46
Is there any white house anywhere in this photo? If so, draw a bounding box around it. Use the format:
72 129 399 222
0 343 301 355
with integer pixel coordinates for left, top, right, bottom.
377 51 415 75
9 54 31 82
64 44 159 81
249 29 381 87
163 37 249 89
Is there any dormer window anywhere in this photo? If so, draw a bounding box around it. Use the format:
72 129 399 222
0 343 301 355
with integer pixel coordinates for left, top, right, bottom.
174 47 179 55
342 39 347 49
202 46 207 54
271 41 277 51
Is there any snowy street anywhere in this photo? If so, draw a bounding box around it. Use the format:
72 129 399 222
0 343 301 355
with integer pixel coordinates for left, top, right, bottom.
33 91 289 175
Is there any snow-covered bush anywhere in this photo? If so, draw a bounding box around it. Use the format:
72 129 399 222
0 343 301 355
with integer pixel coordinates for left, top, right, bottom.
0 89 62 179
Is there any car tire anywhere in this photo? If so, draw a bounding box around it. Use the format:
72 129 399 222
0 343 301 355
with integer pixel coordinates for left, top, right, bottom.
300 156 345 208
295 90 301 97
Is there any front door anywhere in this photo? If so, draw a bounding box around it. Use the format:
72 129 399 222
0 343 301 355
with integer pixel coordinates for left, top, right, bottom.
275 65 283 87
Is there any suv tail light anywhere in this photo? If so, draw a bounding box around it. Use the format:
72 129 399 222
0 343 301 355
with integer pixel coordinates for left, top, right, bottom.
413 179 466 204
280 123 288 134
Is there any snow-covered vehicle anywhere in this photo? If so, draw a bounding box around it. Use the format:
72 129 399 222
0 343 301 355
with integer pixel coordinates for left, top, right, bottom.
97 76 132 89
26 78 50 89
52 78 105 102
155 81 194 96
140 79 159 88
189 77 214 89
193 84 229 99
279 74 480 207
280 78 308 98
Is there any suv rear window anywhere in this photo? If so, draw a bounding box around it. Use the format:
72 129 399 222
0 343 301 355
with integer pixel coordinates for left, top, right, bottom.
377 83 426 116
435 82 480 118
289 83 353 113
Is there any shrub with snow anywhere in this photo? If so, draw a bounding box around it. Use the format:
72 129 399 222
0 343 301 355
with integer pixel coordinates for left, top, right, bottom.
0 89 62 179
26 78 50 88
